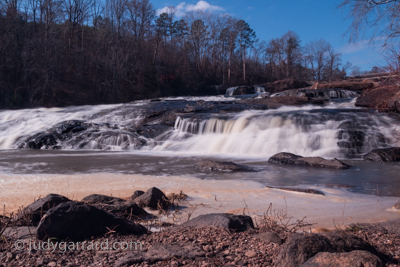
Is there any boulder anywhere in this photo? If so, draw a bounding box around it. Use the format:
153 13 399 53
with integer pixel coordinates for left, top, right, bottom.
81 194 126 205
301 250 384 267
364 147 400 162
355 86 399 111
194 160 254 172
36 201 148 240
130 190 145 201
92 202 148 218
134 187 170 210
275 232 381 267
1 226 36 239
268 152 351 169
16 194 71 225
181 213 254 232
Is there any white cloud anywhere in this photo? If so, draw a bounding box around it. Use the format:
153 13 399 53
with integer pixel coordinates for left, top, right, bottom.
156 1 224 17
338 40 370 54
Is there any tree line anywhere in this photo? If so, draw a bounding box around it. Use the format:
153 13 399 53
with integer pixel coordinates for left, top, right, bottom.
0 0 349 109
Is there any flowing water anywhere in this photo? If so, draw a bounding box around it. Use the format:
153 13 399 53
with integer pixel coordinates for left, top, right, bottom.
0 95 400 206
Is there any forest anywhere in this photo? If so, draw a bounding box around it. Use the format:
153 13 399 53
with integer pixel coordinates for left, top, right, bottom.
0 0 354 108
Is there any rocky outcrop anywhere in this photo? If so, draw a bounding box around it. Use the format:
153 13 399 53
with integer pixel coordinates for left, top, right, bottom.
364 147 400 162
194 160 254 172
134 187 170 210
301 250 384 267
36 201 148 240
238 96 325 108
16 194 71 225
268 152 351 169
355 86 400 112
275 232 381 267
272 88 360 99
181 213 254 232
261 79 311 94
313 81 374 91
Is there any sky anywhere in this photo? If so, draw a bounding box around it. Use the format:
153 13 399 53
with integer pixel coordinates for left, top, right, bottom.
152 0 387 72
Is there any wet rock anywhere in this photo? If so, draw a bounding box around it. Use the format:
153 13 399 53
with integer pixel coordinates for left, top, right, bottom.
252 232 283 245
275 232 381 267
16 194 71 225
115 243 205 266
266 186 324 195
194 160 254 172
25 134 58 149
181 213 254 232
81 194 126 205
36 201 148 240
134 187 170 210
92 202 149 218
2 226 36 239
239 96 325 109
130 190 145 200
268 152 351 169
364 147 400 162
301 250 384 267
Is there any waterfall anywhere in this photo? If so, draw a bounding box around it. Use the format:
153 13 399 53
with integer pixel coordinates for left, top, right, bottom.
225 87 239 97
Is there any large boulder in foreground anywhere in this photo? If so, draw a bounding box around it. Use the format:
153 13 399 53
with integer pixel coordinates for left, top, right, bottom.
268 152 351 169
301 250 384 267
17 194 71 225
134 187 170 210
36 201 148 240
181 213 254 232
364 147 400 162
194 160 254 172
275 232 381 267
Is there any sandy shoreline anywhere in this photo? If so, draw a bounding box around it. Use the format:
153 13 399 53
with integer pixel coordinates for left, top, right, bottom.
1 172 399 230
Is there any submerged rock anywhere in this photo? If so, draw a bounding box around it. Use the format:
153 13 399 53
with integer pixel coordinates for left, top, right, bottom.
181 213 254 232
364 147 400 162
268 152 351 169
36 201 148 240
194 160 255 172
16 194 71 225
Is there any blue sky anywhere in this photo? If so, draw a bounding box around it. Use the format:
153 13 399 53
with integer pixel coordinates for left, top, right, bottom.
152 0 386 71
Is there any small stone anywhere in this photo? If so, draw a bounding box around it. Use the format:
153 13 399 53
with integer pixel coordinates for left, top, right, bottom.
245 250 257 258
6 252 14 261
223 249 230 255
47 262 57 267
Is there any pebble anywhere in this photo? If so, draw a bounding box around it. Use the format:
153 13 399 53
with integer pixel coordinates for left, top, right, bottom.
47 262 57 267
245 250 257 258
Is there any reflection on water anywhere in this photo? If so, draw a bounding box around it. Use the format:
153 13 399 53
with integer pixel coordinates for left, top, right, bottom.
1 150 399 197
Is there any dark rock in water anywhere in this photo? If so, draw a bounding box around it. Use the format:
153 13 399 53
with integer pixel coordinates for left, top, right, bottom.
134 187 170 210
115 243 206 267
36 201 148 240
82 194 126 205
364 147 400 162
275 232 381 267
131 191 145 200
194 160 255 172
301 250 384 267
25 134 58 149
252 232 283 245
2 226 36 239
266 186 325 195
17 194 71 225
136 125 173 139
181 213 254 232
268 152 351 169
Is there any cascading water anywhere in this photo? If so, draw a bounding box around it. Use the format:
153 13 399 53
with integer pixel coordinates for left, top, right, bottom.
225 87 239 97
151 104 396 158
